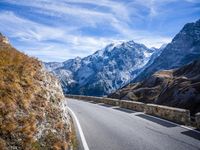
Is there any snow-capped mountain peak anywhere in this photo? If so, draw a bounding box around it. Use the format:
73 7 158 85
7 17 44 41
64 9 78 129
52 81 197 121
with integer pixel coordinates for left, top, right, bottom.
45 40 156 96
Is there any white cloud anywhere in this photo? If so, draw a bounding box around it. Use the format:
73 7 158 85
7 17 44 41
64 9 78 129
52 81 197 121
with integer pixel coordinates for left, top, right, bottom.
0 11 70 42
18 37 122 62
0 11 122 61
3 0 128 26
0 0 174 61
2 0 136 36
136 36 171 48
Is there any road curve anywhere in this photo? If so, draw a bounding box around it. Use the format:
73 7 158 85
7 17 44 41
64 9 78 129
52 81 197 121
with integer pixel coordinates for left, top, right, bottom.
68 99 200 150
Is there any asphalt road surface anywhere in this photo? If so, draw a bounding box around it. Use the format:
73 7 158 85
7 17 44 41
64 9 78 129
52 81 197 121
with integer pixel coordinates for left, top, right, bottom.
68 99 200 150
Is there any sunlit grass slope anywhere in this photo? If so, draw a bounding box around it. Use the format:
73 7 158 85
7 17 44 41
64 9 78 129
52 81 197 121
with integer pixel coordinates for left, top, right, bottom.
0 35 71 150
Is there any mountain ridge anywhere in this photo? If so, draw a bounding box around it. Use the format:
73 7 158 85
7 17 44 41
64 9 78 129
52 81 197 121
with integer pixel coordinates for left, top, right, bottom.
46 19 200 99
133 19 200 82
45 40 157 96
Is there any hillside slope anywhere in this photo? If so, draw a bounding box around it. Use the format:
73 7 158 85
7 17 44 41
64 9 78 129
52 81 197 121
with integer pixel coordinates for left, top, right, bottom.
0 33 71 149
109 60 200 115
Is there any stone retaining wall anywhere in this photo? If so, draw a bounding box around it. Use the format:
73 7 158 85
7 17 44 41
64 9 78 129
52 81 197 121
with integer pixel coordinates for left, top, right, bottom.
120 100 145 112
66 94 199 128
195 112 200 128
102 98 120 106
144 104 190 125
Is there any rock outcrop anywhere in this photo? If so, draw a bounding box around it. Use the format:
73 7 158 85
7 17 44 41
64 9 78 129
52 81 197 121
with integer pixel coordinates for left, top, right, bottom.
109 60 200 115
0 34 72 149
0 33 9 44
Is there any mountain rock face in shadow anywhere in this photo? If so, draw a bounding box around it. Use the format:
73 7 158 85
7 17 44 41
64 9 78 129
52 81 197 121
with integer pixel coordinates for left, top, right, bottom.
134 19 200 82
0 34 71 149
109 60 200 115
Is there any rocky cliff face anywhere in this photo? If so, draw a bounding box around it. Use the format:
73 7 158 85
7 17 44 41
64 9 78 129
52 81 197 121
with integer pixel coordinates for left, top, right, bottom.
45 41 156 96
0 34 72 149
109 60 200 115
0 33 9 44
134 19 200 82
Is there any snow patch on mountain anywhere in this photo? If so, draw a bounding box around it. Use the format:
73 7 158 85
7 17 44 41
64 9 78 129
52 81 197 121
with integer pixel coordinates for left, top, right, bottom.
45 40 157 96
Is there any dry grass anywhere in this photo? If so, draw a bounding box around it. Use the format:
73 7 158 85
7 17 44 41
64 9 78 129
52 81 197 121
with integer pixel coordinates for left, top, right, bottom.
0 42 39 147
0 39 71 149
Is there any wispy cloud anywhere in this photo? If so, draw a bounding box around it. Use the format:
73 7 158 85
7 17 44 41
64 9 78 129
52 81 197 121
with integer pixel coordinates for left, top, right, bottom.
0 11 122 61
0 11 69 41
0 0 199 61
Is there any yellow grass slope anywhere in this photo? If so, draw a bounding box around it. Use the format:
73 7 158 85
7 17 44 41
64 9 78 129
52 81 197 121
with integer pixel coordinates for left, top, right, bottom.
0 34 71 150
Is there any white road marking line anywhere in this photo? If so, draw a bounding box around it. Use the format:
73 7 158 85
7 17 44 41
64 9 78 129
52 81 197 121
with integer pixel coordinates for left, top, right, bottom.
67 107 90 150
68 99 200 134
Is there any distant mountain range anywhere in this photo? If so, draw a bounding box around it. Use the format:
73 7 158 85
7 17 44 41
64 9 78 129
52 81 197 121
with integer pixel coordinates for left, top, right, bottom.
45 41 156 96
46 19 200 97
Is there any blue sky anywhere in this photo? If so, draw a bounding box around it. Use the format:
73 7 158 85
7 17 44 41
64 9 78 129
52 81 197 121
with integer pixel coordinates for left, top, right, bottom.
0 0 200 62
